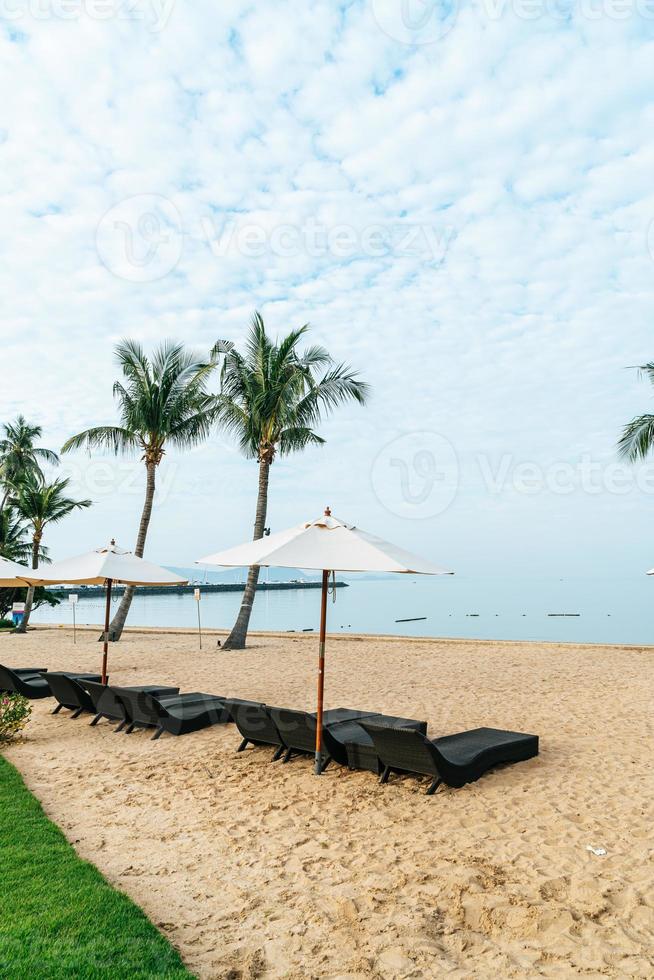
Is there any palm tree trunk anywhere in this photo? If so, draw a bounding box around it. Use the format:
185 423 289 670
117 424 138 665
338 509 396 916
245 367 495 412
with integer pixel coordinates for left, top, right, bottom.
107 461 156 641
222 459 270 651
16 536 39 633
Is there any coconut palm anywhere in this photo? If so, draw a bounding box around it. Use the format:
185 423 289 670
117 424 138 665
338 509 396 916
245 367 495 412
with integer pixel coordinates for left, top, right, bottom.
213 312 369 650
0 416 59 515
618 363 654 460
13 474 91 632
61 339 223 640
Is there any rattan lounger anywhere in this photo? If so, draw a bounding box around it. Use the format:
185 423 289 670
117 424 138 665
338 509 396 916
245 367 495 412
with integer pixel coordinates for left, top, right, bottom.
359 723 539 794
226 699 287 760
0 664 51 699
42 672 104 718
110 686 231 739
81 679 180 730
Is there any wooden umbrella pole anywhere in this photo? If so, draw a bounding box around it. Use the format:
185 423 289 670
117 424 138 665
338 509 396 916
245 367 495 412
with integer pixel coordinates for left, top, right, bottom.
314 567 330 774
101 578 112 684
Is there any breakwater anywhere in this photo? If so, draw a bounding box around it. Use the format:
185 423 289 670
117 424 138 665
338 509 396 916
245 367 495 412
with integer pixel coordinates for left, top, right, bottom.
49 581 349 599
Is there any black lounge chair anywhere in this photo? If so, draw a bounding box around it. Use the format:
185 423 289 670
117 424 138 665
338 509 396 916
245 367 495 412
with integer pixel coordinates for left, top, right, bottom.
226 699 286 760
0 664 52 699
81 679 180 731
42 672 104 718
359 723 539 795
110 686 231 739
268 707 379 773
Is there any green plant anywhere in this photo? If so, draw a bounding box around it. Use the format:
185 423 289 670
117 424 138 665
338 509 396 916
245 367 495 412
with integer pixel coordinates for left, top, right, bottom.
0 619 14 630
0 693 31 742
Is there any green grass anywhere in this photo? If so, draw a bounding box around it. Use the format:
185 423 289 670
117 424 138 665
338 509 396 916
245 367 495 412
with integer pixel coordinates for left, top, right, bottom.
0 755 193 978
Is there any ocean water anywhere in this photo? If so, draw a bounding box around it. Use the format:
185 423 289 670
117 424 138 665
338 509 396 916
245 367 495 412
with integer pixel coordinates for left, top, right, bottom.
32 573 654 646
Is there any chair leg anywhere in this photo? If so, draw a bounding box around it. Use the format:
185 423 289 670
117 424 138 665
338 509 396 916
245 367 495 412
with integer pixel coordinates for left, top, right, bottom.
70 707 83 719
124 722 135 734
237 737 249 753
426 778 442 796
113 720 126 733
52 704 63 715
272 745 285 762
282 748 294 764
379 765 391 784
89 713 101 726
320 756 332 774
151 726 164 741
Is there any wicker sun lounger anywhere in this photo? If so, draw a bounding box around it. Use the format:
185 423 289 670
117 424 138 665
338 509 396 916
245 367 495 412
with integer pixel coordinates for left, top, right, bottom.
226 699 287 760
0 664 52 699
267 707 380 772
110 686 231 739
359 723 539 795
42 672 104 718
267 707 428 773
80 679 180 730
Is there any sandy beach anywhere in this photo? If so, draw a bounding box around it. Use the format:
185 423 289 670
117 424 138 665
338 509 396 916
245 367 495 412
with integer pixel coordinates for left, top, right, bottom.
1 627 653 979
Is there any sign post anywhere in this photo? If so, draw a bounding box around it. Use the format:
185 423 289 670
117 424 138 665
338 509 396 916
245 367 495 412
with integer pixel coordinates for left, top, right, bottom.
69 593 79 644
194 588 202 649
11 602 25 629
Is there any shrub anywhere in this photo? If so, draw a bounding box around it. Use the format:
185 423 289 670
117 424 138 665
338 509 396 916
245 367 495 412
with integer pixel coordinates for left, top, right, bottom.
0 619 14 630
0 694 31 742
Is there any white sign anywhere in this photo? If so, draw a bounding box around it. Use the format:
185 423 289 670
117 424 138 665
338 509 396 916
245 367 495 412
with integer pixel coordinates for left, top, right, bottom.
194 588 201 601
69 594 79 605
12 602 25 613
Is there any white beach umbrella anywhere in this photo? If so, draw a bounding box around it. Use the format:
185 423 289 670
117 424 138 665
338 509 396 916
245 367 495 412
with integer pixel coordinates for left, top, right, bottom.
26 540 187 682
0 556 32 587
197 508 452 773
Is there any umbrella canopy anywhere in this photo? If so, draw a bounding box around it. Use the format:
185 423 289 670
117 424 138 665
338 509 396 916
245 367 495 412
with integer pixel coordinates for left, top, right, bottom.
0 556 32 588
28 542 186 588
198 512 450 575
26 541 187 682
197 509 453 773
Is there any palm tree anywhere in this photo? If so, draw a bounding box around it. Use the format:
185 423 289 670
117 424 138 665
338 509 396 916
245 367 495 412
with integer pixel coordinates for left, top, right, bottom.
0 416 59 515
214 312 369 650
13 474 91 632
618 363 654 460
62 339 222 640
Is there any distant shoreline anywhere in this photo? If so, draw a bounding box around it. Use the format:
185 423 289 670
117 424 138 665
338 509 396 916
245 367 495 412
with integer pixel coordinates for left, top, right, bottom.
48 580 349 599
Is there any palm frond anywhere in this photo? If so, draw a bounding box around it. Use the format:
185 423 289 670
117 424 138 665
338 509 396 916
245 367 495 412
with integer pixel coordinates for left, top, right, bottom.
617 414 654 461
61 426 140 456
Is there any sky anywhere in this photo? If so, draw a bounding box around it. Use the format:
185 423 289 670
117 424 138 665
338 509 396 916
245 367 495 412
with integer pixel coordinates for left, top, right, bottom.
2 2 654 580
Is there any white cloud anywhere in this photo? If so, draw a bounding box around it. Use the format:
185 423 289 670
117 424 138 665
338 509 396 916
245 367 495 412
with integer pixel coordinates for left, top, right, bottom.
1 4 654 578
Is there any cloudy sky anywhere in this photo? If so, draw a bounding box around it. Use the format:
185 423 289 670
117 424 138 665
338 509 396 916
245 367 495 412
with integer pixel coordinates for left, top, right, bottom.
2 1 654 579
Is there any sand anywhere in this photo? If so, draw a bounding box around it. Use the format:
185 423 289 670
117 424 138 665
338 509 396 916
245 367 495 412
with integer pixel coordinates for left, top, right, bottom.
1 627 653 979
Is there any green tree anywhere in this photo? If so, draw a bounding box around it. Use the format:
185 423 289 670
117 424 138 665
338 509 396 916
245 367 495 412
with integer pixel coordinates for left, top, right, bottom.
13 475 91 632
214 312 369 650
62 339 221 640
618 363 654 460
0 417 59 516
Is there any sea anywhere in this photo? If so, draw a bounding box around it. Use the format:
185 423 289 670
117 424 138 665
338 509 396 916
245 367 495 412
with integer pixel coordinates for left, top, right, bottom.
31 572 654 646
